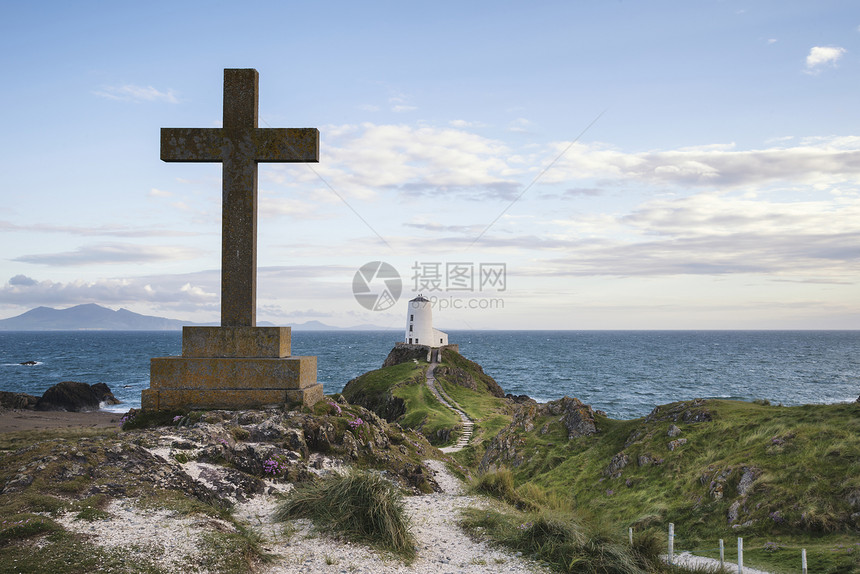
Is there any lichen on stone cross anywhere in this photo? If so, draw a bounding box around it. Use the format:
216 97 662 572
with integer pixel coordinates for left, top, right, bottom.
160 68 319 327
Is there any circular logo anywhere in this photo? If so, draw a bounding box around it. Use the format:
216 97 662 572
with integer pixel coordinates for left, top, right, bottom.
352 261 402 311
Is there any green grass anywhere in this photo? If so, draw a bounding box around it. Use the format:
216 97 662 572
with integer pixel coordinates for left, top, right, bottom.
343 361 462 445
437 380 510 437
460 506 704 574
197 523 274 573
0 426 119 452
394 380 461 443
460 399 860 574
0 530 165 574
120 408 188 430
273 469 416 561
342 361 426 400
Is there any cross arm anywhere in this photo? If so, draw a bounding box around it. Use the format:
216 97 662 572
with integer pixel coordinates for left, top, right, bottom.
161 128 224 162
253 128 319 162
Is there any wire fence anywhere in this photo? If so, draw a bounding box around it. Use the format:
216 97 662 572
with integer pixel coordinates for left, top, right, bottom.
636 523 810 574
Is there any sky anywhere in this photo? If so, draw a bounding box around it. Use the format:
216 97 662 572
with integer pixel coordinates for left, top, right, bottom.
0 0 858 330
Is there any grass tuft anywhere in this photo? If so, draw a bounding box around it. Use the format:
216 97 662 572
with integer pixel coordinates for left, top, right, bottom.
462 507 661 574
0 514 61 544
273 469 415 561
120 408 187 430
471 467 534 510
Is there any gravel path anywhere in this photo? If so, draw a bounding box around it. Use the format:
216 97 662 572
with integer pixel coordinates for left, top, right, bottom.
55 459 548 574
423 362 474 453
236 459 550 574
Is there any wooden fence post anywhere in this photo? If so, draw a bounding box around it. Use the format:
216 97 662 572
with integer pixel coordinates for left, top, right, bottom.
719 539 725 571
802 548 807 574
737 537 743 574
629 527 633 546
668 523 674 565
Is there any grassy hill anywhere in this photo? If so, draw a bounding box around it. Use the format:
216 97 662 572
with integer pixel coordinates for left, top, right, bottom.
343 347 860 573
342 348 513 447
458 398 859 573
341 359 462 445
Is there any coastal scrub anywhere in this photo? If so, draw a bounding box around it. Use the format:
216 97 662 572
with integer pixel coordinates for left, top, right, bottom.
273 469 416 562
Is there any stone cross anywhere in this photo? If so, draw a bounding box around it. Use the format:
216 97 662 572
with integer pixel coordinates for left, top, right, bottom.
161 68 319 327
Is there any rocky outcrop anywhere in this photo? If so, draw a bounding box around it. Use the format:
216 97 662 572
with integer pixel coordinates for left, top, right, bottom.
699 465 762 527
433 364 506 398
645 399 713 424
34 381 120 412
435 350 506 398
546 396 597 439
480 396 598 472
382 346 429 367
604 452 629 478
342 375 409 423
0 390 39 411
2 404 444 514
668 438 688 451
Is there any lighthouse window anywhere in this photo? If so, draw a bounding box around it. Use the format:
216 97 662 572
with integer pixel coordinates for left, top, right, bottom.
409 325 413 332
410 314 413 321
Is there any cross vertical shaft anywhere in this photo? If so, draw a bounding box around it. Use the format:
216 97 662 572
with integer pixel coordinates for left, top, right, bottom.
222 69 259 327
160 68 319 327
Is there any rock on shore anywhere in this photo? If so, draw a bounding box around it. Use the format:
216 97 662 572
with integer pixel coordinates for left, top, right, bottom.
0 381 120 413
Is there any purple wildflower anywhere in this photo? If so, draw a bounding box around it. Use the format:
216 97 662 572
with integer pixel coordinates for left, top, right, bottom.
263 458 281 474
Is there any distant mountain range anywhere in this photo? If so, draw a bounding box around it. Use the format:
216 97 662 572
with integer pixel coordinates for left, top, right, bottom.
0 304 390 331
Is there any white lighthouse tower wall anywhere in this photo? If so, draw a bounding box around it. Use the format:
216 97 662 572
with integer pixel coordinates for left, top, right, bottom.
404 296 447 347
405 296 432 345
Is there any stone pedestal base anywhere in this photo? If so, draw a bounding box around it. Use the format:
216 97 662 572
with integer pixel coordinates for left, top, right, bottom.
142 326 322 411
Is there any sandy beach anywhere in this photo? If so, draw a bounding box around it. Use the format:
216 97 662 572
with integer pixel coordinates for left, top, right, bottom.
0 409 121 433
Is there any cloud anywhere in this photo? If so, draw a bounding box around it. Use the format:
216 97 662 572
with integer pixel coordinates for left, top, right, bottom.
93 84 179 103
403 221 485 234
534 191 860 279
450 120 486 128
9 274 37 286
259 304 333 319
0 273 217 309
0 265 358 320
0 220 198 238
13 243 205 266
274 124 860 220
543 136 860 189
389 96 416 113
316 123 520 200
370 188 860 281
259 194 328 220
623 192 860 238
562 187 603 198
805 46 846 72
508 118 534 133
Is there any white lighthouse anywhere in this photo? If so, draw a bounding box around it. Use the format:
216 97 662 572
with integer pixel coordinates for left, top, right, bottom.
404 295 448 347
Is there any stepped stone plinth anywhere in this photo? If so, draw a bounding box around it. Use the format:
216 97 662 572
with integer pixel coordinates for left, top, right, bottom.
142 326 322 410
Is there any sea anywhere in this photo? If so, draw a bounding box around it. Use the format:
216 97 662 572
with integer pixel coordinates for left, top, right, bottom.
0 330 857 420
